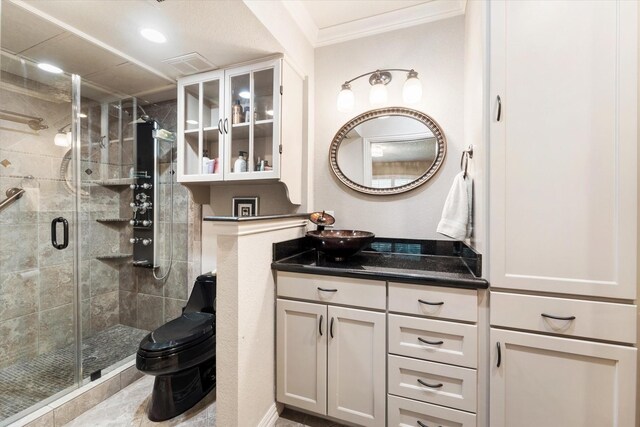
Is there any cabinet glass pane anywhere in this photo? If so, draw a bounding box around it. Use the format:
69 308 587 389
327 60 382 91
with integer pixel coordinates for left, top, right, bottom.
229 73 250 173
203 129 220 175
184 132 199 175
253 68 274 172
203 80 220 129
184 83 199 131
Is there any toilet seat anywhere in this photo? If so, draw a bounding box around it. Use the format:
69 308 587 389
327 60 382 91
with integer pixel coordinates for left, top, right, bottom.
138 312 214 357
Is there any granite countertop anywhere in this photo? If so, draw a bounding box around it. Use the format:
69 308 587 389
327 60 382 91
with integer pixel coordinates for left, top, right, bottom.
272 237 489 290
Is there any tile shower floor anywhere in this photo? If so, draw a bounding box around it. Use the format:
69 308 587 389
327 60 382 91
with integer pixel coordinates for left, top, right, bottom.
0 324 148 421
63 375 347 427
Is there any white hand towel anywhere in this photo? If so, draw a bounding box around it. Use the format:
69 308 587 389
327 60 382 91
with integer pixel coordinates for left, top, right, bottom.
437 171 472 240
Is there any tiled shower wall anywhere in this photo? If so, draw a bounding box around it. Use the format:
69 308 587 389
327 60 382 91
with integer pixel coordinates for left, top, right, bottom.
0 85 79 369
0 86 200 369
118 100 202 332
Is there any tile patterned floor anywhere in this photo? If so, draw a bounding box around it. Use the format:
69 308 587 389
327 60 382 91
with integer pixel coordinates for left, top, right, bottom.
63 375 348 427
0 325 148 421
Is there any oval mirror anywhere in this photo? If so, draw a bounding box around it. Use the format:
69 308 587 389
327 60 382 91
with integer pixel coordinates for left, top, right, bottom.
329 107 446 195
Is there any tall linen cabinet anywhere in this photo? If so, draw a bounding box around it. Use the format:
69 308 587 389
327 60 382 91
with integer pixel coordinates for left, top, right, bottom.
488 1 638 426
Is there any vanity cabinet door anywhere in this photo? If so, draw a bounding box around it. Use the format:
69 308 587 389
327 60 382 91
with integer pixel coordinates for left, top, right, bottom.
489 0 638 299
490 328 637 427
276 299 327 414
327 306 385 427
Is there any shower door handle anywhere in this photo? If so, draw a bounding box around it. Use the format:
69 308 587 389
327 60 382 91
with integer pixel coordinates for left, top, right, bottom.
51 217 69 250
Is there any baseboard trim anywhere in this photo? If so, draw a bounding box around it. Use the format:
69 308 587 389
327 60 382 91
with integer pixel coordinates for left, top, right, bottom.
257 403 280 427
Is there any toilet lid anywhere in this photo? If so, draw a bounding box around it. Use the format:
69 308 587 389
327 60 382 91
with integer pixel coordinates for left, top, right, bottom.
139 311 215 353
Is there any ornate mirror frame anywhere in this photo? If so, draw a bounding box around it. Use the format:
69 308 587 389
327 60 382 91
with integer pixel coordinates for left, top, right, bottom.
329 107 447 195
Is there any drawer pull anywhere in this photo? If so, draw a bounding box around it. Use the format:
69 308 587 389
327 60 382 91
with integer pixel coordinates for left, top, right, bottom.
418 337 444 346
418 299 444 306
417 378 443 388
317 287 338 292
330 317 335 338
417 422 442 427
319 315 323 336
541 313 576 321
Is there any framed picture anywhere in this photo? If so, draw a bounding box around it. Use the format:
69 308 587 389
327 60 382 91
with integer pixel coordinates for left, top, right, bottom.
232 197 259 217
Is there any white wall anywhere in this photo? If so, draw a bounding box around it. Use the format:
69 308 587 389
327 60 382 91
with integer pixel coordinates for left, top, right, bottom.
314 16 465 238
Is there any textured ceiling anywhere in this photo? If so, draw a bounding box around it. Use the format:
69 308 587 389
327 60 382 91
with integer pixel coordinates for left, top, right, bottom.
2 0 284 104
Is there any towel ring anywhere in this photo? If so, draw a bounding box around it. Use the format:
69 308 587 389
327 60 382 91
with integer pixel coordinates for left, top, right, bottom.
460 145 474 179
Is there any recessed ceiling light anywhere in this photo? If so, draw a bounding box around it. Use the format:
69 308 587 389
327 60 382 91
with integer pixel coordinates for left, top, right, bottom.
140 28 167 43
186 119 198 125
37 63 63 74
78 113 87 118
239 91 250 99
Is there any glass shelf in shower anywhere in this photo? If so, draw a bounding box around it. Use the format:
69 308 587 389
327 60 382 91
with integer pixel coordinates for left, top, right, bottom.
89 178 135 187
95 218 130 224
95 254 133 261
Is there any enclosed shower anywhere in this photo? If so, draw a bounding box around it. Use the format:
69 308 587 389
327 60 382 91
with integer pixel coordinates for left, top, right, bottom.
0 2 193 425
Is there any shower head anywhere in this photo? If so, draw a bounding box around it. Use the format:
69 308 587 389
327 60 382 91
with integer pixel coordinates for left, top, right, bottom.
129 114 151 124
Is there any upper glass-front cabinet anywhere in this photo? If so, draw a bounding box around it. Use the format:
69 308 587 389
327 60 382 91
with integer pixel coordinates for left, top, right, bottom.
178 70 224 182
177 58 281 183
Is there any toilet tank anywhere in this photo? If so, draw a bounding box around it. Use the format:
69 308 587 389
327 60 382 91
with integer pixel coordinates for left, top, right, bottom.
184 274 216 314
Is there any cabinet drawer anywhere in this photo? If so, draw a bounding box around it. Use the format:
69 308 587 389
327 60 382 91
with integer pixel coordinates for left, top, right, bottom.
389 314 477 368
277 272 385 310
389 282 477 322
388 355 477 412
491 292 637 344
388 395 476 427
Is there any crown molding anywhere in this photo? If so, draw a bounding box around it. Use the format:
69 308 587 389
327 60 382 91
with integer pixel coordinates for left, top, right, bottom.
283 0 466 48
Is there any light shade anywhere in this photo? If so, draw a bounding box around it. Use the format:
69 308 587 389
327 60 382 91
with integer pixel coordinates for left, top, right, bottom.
337 84 354 113
369 82 387 106
402 70 422 104
54 132 72 147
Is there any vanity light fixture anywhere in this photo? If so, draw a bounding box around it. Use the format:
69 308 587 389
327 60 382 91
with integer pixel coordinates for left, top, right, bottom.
337 68 422 113
54 124 72 147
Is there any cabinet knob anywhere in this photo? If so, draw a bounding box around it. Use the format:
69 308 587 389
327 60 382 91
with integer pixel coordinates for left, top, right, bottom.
142 238 152 246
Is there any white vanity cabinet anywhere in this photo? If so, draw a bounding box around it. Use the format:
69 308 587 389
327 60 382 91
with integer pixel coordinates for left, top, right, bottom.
488 1 638 425
488 0 637 300
177 56 303 203
490 329 637 427
387 282 479 427
276 272 386 427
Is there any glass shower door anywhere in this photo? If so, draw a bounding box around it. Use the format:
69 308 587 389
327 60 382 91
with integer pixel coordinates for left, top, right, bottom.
0 55 80 424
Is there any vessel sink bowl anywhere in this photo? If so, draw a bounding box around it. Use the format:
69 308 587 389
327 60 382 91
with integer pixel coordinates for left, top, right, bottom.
306 230 375 261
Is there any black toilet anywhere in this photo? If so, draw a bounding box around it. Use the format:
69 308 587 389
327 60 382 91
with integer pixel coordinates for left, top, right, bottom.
136 274 216 421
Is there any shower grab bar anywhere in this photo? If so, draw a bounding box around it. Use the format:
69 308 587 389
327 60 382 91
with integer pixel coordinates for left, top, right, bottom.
0 187 25 212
